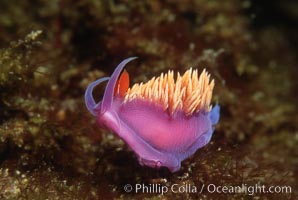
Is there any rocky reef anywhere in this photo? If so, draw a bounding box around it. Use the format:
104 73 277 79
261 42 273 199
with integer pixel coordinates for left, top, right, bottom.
0 0 297 199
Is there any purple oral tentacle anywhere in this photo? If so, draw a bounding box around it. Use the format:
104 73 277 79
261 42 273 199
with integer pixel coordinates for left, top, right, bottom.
85 77 109 116
101 57 137 114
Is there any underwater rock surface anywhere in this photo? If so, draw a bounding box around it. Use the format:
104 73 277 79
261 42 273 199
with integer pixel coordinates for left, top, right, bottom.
0 0 297 199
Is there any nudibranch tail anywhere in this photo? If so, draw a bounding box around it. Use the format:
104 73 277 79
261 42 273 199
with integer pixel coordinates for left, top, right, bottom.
209 104 220 125
101 57 137 114
84 77 109 116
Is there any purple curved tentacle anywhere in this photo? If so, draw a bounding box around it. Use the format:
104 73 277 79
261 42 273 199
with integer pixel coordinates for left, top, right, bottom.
101 57 137 114
85 77 109 116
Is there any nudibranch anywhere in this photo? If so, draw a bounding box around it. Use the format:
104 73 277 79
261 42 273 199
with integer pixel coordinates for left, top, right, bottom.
85 57 220 172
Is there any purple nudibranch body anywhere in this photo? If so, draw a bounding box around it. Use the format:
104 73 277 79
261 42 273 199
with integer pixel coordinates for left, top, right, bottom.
84 57 220 172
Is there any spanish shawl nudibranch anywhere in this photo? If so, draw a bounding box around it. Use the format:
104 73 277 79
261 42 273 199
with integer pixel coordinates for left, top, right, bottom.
85 57 220 172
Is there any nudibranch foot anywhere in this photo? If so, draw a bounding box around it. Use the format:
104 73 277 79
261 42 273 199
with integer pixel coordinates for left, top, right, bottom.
84 57 220 172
